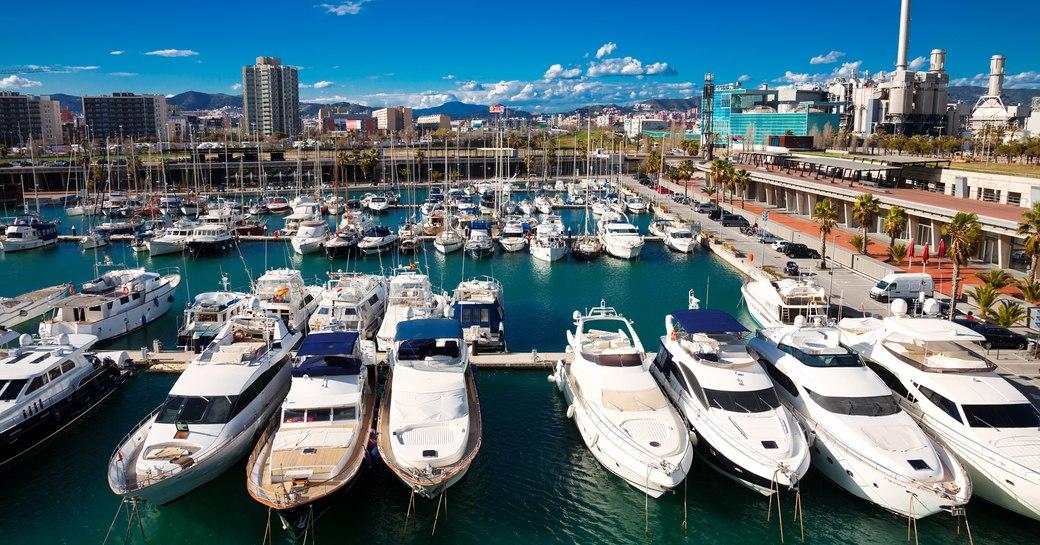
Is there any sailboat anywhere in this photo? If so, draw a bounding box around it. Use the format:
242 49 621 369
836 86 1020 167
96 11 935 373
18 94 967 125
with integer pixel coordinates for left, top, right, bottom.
572 120 602 260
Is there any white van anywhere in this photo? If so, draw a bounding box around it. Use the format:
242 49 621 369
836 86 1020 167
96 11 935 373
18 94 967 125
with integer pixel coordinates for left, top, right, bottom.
869 272 934 302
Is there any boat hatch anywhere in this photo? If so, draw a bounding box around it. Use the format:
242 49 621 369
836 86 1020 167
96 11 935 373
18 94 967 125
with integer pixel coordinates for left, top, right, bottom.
908 459 931 471
423 449 438 458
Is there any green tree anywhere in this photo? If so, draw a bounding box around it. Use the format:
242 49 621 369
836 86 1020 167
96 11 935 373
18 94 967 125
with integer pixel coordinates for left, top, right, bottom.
414 150 425 182
973 269 1018 290
851 194 881 254
813 198 839 269
709 159 733 203
1017 202 1040 282
644 150 662 181
883 205 908 248
336 151 349 185
942 212 984 321
731 169 751 209
1018 280 1040 304
966 284 1001 320
989 301 1028 332
888 243 908 265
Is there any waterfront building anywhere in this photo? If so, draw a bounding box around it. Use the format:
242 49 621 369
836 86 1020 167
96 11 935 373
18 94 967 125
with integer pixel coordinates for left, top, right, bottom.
373 106 413 133
0 92 64 147
623 118 666 138
82 93 169 140
706 86 840 148
415 114 450 131
242 56 301 137
318 107 376 135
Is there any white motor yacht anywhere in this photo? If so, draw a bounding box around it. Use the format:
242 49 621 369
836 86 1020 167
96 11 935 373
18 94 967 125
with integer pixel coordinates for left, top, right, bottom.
433 229 465 254
530 215 567 262
375 267 447 352
108 308 300 505
839 307 1040 521
748 321 972 518
591 199 609 217
40 268 181 342
0 283 72 329
625 196 648 214
1 213 58 253
378 318 481 499
651 309 810 494
368 195 390 214
742 277 829 329
291 220 329 255
550 303 693 497
186 224 237 256
253 269 322 333
534 195 553 215
246 331 377 528
176 290 252 352
308 272 388 338
451 276 506 352
519 198 535 216
498 218 528 252
146 220 195 256
80 230 111 250
664 225 697 253
598 211 644 259
0 332 129 467
357 226 398 255
464 222 495 259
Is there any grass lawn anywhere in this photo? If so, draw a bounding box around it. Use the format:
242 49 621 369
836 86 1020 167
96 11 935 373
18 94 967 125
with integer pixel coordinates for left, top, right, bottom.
948 161 1040 179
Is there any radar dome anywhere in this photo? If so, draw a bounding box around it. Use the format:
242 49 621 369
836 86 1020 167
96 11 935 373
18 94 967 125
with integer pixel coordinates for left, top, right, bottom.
922 298 942 316
890 298 908 317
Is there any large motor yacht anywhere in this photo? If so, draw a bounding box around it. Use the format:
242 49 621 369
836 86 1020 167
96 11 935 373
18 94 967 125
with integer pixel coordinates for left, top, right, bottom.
742 276 829 329
0 283 72 329
146 219 195 256
451 276 506 353
464 221 495 259
108 307 301 505
550 302 693 497
40 268 181 342
291 220 329 255
375 267 447 352
176 290 252 352
253 269 321 333
597 211 644 259
839 305 1040 521
0 213 58 253
186 223 237 257
748 320 972 518
530 215 567 262
357 226 398 255
651 309 810 494
308 272 388 339
246 331 377 529
498 218 528 252
378 319 482 499
0 331 129 467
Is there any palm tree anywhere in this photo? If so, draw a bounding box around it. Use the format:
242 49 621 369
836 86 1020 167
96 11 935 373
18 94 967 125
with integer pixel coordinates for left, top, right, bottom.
731 169 751 208
414 150 425 182
973 269 1018 290
336 151 349 186
1017 202 1040 282
883 205 908 248
989 301 1028 331
966 284 1001 320
709 159 732 203
645 150 662 181
851 194 881 254
942 212 983 321
813 199 839 269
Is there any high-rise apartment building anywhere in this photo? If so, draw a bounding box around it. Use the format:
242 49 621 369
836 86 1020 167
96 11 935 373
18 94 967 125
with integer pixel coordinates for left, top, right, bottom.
242 56 301 137
0 92 64 147
372 106 413 133
82 92 169 140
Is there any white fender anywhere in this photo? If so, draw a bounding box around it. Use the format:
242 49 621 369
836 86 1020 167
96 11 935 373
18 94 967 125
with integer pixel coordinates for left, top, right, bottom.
566 404 576 419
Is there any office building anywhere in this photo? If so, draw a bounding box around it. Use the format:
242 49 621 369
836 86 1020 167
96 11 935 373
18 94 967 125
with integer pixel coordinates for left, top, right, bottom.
706 86 840 147
373 106 413 133
82 93 169 140
415 114 451 131
0 92 64 147
318 107 377 135
242 56 301 137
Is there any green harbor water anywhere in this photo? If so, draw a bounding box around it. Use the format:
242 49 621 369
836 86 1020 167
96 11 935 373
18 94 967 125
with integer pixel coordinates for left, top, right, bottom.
1 199 1037 544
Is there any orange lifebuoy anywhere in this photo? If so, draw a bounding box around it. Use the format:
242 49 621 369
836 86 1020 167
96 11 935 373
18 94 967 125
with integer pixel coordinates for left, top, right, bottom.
69 284 76 295
122 286 130 296
233 329 246 342
670 329 676 341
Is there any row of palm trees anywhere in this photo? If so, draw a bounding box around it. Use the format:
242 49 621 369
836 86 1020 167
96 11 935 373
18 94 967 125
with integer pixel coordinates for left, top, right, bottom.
707 159 751 208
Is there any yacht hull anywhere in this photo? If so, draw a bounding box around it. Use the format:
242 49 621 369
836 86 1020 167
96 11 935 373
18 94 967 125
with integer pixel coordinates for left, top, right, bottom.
40 275 181 342
146 239 185 256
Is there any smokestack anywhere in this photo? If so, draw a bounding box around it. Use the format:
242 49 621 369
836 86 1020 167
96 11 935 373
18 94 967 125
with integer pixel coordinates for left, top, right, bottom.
896 0 911 71
929 49 946 72
988 55 1005 96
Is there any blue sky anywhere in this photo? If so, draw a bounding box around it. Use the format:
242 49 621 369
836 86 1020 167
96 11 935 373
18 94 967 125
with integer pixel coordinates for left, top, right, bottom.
0 0 1037 112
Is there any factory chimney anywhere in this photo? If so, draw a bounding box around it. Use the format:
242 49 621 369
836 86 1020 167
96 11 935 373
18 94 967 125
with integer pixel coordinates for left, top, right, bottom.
896 0 911 71
988 55 1005 97
929 49 946 72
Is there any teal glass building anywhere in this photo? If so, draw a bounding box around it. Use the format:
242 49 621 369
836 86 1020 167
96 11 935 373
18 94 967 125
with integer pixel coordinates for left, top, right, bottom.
707 87 840 147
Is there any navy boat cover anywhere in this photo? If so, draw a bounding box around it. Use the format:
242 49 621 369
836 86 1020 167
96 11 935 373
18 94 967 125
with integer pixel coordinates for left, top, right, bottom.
395 318 463 341
670 309 748 334
296 331 360 357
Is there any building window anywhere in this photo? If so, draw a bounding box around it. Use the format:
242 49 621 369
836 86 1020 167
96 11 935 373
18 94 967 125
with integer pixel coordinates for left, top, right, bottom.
1007 192 1022 206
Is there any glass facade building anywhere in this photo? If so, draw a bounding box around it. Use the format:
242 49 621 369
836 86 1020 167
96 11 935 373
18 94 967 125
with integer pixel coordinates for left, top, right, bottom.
707 88 840 147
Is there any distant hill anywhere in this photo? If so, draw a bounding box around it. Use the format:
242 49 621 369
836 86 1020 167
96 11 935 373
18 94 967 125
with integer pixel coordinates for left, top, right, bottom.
415 101 503 118
167 91 242 111
948 85 1040 105
638 98 700 111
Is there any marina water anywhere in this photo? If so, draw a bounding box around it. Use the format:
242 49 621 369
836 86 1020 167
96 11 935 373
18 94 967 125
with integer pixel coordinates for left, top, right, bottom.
1 199 1036 544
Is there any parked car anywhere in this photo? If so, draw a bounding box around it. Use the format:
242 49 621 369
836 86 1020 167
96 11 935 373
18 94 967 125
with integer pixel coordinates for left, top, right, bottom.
772 240 792 252
720 213 750 228
784 261 800 276
708 208 724 221
756 231 782 244
784 243 821 259
953 319 1029 350
695 202 717 213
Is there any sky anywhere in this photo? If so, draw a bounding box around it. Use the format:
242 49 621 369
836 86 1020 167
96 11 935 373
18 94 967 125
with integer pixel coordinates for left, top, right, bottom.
0 0 1038 112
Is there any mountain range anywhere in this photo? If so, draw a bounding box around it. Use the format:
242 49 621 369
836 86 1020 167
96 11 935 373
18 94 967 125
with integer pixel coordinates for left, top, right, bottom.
47 87 1040 118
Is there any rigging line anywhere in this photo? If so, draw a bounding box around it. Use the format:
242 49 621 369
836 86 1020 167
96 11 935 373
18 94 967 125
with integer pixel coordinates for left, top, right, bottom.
100 499 126 545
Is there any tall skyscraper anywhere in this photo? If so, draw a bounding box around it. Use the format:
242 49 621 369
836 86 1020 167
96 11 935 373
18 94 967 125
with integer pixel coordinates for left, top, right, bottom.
81 93 169 140
242 56 301 137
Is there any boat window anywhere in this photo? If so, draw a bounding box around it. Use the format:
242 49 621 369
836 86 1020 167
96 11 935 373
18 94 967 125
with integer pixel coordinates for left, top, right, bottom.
704 387 780 413
917 385 962 423
962 404 1039 429
283 409 308 423
865 361 911 400
60 360 75 373
805 390 900 416
763 360 799 397
25 374 48 395
89 305 102 312
48 366 62 380
333 406 356 422
778 344 862 367
230 360 287 419
397 338 460 361
157 395 239 425
198 312 218 322
0 379 28 401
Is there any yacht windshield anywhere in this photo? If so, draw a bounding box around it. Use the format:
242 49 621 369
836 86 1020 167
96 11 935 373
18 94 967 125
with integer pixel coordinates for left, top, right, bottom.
704 387 781 413
806 390 900 416
156 395 238 425
962 404 1040 429
0 379 28 401
779 344 862 367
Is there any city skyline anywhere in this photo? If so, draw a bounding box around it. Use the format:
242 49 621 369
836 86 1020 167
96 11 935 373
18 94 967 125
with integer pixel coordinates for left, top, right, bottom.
0 0 1038 112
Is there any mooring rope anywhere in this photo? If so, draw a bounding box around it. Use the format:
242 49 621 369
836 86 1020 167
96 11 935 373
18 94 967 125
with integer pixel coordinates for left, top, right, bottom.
907 494 919 545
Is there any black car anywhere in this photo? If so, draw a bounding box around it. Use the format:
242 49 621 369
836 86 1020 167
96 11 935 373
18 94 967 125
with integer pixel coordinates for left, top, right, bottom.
784 243 821 259
953 319 1029 350
720 213 750 228
783 261 800 276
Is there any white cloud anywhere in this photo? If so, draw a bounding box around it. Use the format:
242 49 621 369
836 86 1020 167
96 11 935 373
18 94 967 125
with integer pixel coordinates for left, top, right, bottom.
774 71 812 84
809 51 845 65
543 64 583 80
0 75 42 89
110 50 124 55
313 81 334 89
231 83 242 90
145 49 199 57
442 74 456 80
109 72 137 77
738 74 752 82
908 56 926 70
595 42 616 59
319 0 371 16
587 57 675 77
951 70 1040 89
834 61 862 77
